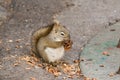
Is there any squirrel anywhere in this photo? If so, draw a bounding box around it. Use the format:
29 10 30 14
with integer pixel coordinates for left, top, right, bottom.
31 20 72 63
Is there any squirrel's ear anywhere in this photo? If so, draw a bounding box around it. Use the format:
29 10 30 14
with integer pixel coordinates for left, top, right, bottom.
53 19 59 26
52 20 59 32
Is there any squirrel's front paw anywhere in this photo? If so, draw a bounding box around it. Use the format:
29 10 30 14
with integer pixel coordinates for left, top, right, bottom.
64 40 73 50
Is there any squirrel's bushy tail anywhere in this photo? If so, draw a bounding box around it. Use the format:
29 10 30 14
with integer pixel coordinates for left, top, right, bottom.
31 24 54 54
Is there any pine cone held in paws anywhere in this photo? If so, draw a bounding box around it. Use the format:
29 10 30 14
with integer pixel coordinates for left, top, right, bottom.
64 40 73 50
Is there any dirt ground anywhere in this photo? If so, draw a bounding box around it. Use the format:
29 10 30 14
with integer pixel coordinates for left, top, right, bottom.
1 0 120 80
0 0 83 80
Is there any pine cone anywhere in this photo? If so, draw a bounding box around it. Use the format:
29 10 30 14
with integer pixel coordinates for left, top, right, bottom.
64 40 73 50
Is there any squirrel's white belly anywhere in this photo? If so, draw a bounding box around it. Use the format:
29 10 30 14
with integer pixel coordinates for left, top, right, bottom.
45 46 64 62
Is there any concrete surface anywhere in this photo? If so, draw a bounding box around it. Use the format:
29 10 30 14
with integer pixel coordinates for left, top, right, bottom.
57 0 120 57
0 0 120 80
0 0 81 80
0 0 11 26
80 23 120 80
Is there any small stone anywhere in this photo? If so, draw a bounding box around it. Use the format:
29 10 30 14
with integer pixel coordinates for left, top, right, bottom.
20 45 23 48
99 64 104 67
108 73 115 77
8 40 13 42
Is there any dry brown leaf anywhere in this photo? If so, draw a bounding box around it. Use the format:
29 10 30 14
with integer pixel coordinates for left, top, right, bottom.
6 48 10 51
108 73 115 77
84 77 91 80
69 71 76 75
76 70 81 76
21 56 31 61
102 51 110 56
62 77 67 80
73 59 80 63
20 56 39 67
64 40 73 50
45 66 61 77
27 61 35 66
26 67 31 70
54 71 61 77
33 57 39 62
13 62 20 66
67 75 73 79
15 39 22 43
92 78 97 80
0 65 3 69
30 77 36 80
62 64 74 74
20 55 82 78
15 45 20 48
38 64 43 67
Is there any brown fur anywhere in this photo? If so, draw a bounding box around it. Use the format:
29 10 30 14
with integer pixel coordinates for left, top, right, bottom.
31 22 70 62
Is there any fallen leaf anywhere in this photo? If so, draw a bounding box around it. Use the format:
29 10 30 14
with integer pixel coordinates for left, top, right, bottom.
6 48 10 51
30 77 36 80
38 64 43 67
102 51 110 56
26 67 31 70
67 75 73 79
84 77 91 80
16 39 22 42
62 77 67 80
73 59 80 63
109 73 115 77
46 67 61 77
13 62 20 66
64 40 73 50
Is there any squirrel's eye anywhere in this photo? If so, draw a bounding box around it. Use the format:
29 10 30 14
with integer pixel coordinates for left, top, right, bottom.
61 32 65 36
